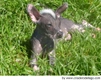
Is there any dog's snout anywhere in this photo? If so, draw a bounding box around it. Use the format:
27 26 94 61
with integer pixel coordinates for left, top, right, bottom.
56 30 63 38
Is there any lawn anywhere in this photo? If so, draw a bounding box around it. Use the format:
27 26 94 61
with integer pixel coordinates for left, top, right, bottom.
0 0 101 75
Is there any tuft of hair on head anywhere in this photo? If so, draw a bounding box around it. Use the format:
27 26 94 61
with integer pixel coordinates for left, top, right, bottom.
40 9 56 18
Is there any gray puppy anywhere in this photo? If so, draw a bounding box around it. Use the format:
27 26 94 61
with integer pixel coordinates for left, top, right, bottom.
27 3 96 71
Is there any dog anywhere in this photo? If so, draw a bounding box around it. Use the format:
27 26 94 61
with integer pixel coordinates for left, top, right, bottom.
27 3 99 71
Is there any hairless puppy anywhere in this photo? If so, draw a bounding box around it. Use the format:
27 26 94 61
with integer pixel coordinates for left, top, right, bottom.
27 3 99 71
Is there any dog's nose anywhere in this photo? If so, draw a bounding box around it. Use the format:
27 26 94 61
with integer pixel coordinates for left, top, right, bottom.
56 30 63 38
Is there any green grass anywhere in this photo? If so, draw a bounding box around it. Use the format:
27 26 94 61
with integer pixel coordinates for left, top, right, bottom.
0 0 101 75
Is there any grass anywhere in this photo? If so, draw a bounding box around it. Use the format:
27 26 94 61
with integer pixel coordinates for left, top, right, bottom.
0 0 101 75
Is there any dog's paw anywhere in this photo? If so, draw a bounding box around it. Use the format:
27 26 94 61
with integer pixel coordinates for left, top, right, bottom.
65 34 72 41
33 65 40 71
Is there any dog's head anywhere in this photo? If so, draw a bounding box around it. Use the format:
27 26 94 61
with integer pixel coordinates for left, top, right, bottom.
27 3 68 39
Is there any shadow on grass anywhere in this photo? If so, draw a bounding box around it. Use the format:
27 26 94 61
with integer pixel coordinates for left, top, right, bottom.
21 39 32 59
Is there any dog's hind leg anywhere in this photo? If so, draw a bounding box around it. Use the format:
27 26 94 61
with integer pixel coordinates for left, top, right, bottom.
71 20 99 33
81 20 101 32
82 20 95 29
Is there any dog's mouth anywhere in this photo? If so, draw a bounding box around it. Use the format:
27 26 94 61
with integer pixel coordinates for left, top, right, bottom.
47 30 63 39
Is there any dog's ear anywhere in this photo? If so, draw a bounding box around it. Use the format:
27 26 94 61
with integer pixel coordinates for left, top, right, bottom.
27 4 41 23
55 3 68 18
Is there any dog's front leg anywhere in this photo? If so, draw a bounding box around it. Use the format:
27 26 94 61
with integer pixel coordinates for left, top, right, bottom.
48 50 55 66
30 54 39 71
30 38 42 71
